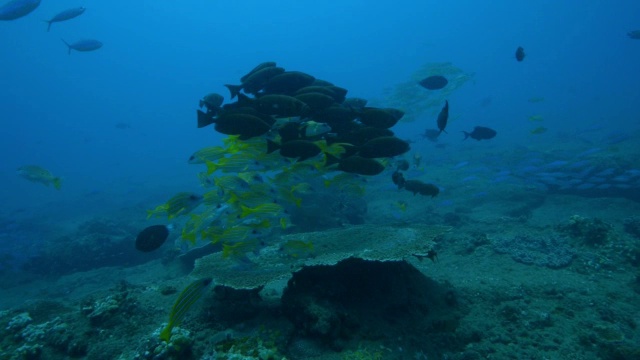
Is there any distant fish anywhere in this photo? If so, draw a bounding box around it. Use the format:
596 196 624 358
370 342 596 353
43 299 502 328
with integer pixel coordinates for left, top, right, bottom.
135 225 170 252
528 97 545 103
418 75 448 90
17 165 62 189
421 128 440 142
437 100 449 134
530 126 547 135
0 0 40 21
462 126 497 141
61 38 103 55
115 122 131 129
528 115 544 122
515 46 525 62
628 30 640 39
44 6 85 31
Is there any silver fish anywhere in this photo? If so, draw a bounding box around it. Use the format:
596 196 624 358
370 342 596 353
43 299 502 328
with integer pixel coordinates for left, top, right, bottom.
0 0 40 20
61 38 103 55
45 6 85 32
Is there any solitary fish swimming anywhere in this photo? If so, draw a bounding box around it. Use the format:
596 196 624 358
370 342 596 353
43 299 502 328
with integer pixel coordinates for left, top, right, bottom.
45 6 85 32
437 100 449 135
17 165 62 189
61 38 103 55
0 0 40 20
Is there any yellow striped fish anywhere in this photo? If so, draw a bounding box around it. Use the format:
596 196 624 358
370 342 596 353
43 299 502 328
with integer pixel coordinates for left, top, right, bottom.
159 278 212 342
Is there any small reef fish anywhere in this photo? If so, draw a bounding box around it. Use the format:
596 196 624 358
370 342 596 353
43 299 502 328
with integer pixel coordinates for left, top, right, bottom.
44 6 85 31
61 38 103 55
159 278 213 342
421 128 440 142
437 100 449 135
462 126 497 141
281 240 314 258
0 0 40 21
17 165 62 189
528 115 544 122
515 46 525 62
628 30 640 40
148 192 203 219
418 75 448 90
530 126 548 135
135 225 170 252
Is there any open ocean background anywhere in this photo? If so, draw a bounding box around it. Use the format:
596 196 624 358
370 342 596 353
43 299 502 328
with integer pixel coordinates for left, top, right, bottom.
2 0 639 220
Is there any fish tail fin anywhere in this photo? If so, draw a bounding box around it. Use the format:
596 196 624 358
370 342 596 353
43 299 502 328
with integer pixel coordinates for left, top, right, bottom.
159 324 173 342
223 84 242 99
323 153 340 167
43 20 52 32
205 160 217 175
462 131 469 140
61 38 71 55
197 110 215 128
52 177 62 190
266 139 280 154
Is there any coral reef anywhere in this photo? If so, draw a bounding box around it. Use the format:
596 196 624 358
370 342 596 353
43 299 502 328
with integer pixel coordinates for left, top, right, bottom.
623 216 640 238
281 258 464 357
1 312 87 359
22 217 156 276
492 233 575 268
132 327 194 360
191 224 448 290
558 215 613 246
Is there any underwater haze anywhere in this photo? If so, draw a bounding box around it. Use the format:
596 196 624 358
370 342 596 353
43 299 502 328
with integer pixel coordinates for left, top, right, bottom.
2 1 640 359
2 1 639 215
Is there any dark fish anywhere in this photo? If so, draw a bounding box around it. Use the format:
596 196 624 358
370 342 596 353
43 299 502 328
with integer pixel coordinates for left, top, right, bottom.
213 112 272 140
402 180 439 197
295 85 338 98
421 128 440 142
45 6 85 31
359 136 410 158
266 139 321 162
240 61 276 83
396 159 410 171
311 79 334 87
199 93 224 113
338 156 385 176
343 97 368 110
359 107 403 129
225 66 284 99
628 30 640 39
294 92 335 112
325 86 348 103
0 0 40 21
326 155 385 176
314 105 358 124
278 121 331 142
255 94 310 117
61 38 103 55
437 100 449 134
340 126 394 146
462 126 497 141
418 75 448 90
515 46 525 62
135 225 170 252
264 71 316 94
392 170 405 187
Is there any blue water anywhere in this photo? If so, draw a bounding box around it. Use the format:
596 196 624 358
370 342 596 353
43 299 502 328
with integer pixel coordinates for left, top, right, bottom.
1 1 640 238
